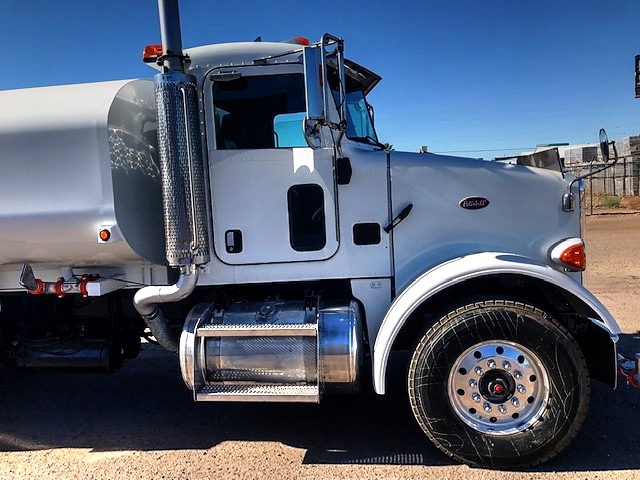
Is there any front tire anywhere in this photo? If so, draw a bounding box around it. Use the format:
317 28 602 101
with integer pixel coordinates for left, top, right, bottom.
408 299 589 469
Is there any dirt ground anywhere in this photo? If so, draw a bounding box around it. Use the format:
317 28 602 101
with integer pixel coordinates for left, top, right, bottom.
0 214 639 480
584 212 640 336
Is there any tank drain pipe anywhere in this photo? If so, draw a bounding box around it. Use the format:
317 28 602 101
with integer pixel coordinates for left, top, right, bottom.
133 264 198 353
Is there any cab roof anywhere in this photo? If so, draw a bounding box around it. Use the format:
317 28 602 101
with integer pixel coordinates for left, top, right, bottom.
159 40 381 95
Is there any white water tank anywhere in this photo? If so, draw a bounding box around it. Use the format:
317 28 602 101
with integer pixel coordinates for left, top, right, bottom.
0 79 166 268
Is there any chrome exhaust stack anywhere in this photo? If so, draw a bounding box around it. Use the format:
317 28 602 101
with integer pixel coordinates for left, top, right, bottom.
157 0 187 74
154 71 210 267
134 0 210 351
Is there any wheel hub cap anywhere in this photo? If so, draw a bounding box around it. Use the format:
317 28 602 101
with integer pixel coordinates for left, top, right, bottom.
480 370 515 403
448 340 550 435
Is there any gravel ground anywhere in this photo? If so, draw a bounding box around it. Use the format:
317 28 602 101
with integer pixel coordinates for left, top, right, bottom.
0 213 639 480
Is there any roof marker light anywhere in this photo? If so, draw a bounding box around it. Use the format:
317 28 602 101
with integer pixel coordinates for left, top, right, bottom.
143 44 163 63
282 37 310 46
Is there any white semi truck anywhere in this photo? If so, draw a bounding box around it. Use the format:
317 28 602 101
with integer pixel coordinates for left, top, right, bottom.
0 0 633 469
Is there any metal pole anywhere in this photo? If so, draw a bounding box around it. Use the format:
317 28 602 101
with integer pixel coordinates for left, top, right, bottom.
157 0 185 73
624 155 627 197
636 157 640 195
612 159 616 196
589 168 593 215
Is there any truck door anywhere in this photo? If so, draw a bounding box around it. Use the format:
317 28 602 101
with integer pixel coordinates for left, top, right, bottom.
204 65 339 265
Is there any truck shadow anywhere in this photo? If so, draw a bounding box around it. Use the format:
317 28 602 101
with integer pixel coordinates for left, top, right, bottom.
0 337 638 472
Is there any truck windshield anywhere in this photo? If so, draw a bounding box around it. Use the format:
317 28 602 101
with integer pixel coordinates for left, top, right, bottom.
330 76 378 147
213 73 306 149
341 89 378 145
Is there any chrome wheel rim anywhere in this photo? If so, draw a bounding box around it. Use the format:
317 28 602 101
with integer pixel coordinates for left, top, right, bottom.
448 340 550 436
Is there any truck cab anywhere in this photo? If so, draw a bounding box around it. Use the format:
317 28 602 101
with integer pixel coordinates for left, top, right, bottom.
0 30 622 469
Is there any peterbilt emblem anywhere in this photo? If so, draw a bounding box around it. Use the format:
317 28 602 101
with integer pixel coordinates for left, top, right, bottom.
459 197 490 210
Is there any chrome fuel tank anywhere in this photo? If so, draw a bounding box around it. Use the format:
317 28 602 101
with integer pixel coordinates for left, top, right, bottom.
179 299 363 401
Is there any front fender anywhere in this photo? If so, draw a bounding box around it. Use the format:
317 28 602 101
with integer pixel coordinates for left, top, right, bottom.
373 251 620 394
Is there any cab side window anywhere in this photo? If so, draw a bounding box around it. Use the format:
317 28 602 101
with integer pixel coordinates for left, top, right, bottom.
213 73 306 149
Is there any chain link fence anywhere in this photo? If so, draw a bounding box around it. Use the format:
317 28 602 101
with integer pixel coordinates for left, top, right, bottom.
563 155 640 214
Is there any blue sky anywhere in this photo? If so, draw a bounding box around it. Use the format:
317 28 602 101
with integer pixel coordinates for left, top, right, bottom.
2 0 639 159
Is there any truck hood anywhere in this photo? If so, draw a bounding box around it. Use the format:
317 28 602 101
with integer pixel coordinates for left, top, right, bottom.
386 150 578 292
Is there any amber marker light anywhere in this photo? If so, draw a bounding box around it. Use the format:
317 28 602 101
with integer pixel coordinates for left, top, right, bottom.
559 243 586 271
143 44 163 63
99 229 111 242
550 238 586 271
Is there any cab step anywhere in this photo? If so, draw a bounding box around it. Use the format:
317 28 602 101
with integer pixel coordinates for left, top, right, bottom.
196 322 317 337
195 384 319 402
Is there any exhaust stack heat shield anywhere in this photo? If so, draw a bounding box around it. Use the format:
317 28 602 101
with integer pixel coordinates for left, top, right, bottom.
155 72 210 266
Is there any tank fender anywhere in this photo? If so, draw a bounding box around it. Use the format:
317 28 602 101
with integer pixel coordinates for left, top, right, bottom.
373 251 621 394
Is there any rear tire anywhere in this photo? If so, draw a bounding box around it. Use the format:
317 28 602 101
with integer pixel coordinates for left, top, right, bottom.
407 299 589 469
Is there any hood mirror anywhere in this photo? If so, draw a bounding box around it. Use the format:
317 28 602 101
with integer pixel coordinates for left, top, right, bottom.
563 128 618 212
599 128 610 162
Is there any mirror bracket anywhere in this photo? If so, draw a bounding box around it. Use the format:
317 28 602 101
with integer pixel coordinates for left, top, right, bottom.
562 128 618 212
562 192 575 212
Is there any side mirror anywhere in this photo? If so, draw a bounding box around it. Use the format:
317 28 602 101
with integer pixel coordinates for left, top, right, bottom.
303 46 324 149
302 35 346 149
599 128 610 163
303 46 325 123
